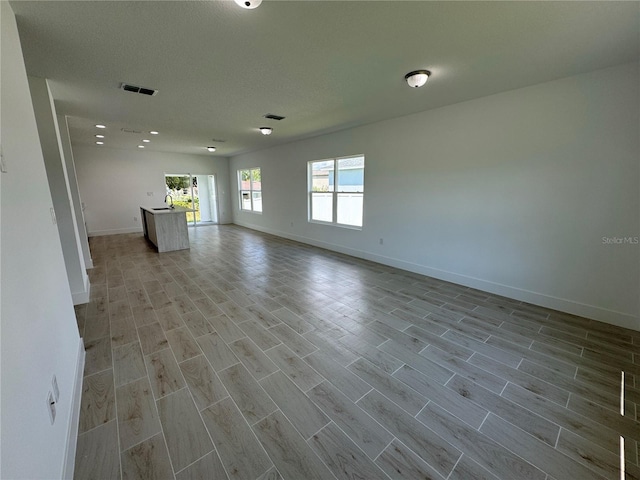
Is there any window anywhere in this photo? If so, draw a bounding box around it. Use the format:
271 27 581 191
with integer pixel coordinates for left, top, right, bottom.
238 168 262 212
309 155 364 228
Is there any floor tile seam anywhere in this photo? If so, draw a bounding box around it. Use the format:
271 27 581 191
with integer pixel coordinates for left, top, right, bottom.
83 364 114 380
394 412 463 478
353 377 430 424
437 331 524 367
520 363 632 411
216 392 277 476
146 351 190 402
486 336 578 373
578 351 640 377
148 397 179 479
465 353 578 406
529 339 585 362
565 394 640 431
512 394 619 454
539 332 635 358
444 452 464 480
109 341 124 480
441 376 561 438
370 436 396 464
554 426 627 480
473 413 559 480
320 409 395 466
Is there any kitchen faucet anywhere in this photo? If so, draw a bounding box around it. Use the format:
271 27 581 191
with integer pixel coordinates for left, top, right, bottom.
164 194 174 208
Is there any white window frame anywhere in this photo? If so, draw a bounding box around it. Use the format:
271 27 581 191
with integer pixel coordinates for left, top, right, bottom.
238 167 262 213
308 155 364 229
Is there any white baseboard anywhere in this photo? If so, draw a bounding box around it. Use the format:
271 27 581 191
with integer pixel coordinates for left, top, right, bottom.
71 275 90 305
62 337 85 480
88 227 143 237
233 221 640 331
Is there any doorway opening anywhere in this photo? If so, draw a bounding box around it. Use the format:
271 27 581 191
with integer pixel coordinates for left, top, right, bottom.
164 174 219 226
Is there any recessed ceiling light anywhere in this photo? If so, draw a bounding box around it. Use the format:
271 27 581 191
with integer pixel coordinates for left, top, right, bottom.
142 139 150 143
207 147 216 152
95 124 106 129
149 131 159 135
95 134 105 138
259 127 273 135
138 145 145 149
96 141 104 145
234 0 262 9
404 70 431 88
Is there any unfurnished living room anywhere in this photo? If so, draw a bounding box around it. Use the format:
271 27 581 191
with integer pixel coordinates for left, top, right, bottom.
1 1 639 479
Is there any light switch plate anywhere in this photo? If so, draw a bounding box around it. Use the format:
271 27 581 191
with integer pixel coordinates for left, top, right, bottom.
52 375 59 403
47 391 56 425
0 149 7 173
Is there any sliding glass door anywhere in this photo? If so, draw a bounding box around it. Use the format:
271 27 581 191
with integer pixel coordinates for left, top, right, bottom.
165 173 218 226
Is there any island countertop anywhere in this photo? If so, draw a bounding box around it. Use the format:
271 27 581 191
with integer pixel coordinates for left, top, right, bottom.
140 205 191 252
140 205 194 215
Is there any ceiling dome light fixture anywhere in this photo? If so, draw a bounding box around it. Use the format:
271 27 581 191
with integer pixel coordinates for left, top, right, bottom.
259 127 273 135
149 131 159 135
234 0 262 9
207 147 216 152
404 70 431 88
95 124 106 129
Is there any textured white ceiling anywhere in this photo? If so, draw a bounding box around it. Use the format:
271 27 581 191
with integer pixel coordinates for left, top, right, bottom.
10 0 640 157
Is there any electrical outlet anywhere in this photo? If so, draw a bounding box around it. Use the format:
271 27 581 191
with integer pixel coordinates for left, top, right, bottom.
0 146 7 173
134 216 138 222
52 375 59 403
47 391 56 425
147 192 154 196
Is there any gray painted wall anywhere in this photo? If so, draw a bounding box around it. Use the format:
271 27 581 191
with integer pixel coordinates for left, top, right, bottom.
1 3 83 477
230 62 640 330
73 146 232 235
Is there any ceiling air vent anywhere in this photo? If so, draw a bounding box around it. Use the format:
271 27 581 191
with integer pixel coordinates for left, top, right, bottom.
263 114 285 121
121 128 142 134
120 83 158 96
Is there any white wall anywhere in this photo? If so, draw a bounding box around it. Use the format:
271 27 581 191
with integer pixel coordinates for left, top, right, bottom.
73 146 232 235
58 115 93 270
231 62 640 330
29 76 90 304
1 3 84 478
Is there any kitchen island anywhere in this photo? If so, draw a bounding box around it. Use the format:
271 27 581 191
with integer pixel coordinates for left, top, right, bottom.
140 205 192 253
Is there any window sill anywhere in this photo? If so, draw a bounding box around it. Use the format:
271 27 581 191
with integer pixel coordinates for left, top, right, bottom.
308 219 362 231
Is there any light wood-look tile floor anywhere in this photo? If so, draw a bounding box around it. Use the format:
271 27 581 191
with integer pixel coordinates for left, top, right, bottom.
74 226 640 480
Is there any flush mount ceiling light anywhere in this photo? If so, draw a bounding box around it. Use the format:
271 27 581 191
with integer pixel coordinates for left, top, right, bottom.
404 70 431 88
207 147 216 152
259 127 273 135
138 145 145 149
149 131 159 135
95 124 106 129
96 141 104 145
95 134 104 139
234 0 262 9
142 139 150 143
